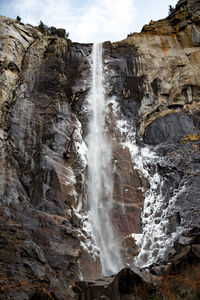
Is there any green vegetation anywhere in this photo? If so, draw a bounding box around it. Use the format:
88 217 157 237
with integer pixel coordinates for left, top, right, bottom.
44 44 55 54
16 16 21 22
38 20 47 33
127 32 133 38
49 26 69 38
168 5 175 15
37 21 69 39
43 44 56 58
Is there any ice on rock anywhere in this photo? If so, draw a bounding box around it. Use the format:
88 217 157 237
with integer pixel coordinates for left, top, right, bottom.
109 97 185 268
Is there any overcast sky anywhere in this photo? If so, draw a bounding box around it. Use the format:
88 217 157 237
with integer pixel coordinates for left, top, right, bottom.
1 0 178 43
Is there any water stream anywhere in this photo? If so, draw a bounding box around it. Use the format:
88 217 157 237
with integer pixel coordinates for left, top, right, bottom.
87 43 123 276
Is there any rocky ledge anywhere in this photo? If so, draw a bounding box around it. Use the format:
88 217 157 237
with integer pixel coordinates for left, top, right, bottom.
73 250 200 299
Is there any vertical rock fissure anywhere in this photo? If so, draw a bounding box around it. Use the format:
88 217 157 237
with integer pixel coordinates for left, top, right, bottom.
87 43 123 276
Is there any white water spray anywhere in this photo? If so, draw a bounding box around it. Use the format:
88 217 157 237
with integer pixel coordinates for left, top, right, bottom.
87 43 123 276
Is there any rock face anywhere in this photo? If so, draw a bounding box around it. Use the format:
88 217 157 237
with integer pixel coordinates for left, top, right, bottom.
1 0 200 298
110 0 200 269
0 16 92 299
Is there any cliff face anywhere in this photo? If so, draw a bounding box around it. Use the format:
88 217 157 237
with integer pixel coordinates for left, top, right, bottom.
106 0 200 268
0 17 92 299
111 0 200 269
0 0 200 299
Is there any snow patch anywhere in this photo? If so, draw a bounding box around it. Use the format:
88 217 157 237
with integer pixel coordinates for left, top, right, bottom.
73 118 88 169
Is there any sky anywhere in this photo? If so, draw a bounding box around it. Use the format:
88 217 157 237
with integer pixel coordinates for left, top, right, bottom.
0 0 178 43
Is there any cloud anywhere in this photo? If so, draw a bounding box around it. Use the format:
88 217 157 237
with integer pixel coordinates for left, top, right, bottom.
74 0 136 42
13 0 74 28
13 0 136 42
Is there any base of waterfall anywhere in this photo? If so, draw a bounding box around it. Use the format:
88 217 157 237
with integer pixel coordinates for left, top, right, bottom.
73 248 200 299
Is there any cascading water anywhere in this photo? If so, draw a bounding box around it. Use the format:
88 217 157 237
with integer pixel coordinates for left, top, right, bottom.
108 97 185 269
87 43 123 276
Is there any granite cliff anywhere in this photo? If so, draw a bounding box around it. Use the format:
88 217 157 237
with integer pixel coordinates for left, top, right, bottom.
0 0 200 299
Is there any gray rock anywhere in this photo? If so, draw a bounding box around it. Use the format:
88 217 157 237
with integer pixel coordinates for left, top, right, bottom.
192 25 200 46
178 236 194 245
143 113 200 145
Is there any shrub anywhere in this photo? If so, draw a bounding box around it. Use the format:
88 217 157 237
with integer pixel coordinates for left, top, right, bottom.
127 32 133 38
37 21 71 45
67 38 72 46
38 21 49 34
37 21 69 40
153 263 200 300
16 16 21 22
50 26 69 38
44 44 55 57
168 5 175 15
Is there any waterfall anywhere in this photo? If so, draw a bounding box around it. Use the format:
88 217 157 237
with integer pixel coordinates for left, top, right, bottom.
87 43 123 276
